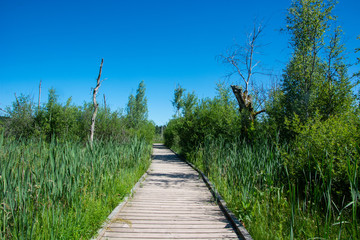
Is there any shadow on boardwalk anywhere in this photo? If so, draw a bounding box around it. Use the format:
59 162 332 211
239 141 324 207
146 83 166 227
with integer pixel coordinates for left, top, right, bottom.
96 143 241 239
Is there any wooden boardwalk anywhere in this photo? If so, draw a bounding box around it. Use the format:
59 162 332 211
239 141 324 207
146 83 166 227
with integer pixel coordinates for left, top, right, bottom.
97 144 240 239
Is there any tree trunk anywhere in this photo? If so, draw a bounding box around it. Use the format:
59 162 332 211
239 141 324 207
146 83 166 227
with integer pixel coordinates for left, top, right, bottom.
38 80 42 110
231 85 265 121
90 59 103 147
103 94 107 112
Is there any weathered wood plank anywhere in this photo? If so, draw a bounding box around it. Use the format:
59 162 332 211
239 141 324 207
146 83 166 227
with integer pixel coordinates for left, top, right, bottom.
108 223 234 229
96 144 242 239
103 232 238 238
105 228 236 233
108 220 234 226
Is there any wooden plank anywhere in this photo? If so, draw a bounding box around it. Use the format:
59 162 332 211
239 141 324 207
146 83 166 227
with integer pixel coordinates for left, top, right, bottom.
105 228 236 233
103 232 238 239
108 223 234 229
112 216 229 221
120 209 223 214
116 212 225 217
108 220 234 226
96 144 242 239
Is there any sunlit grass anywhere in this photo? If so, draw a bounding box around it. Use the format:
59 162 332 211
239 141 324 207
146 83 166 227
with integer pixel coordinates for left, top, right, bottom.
184 137 360 239
0 135 151 239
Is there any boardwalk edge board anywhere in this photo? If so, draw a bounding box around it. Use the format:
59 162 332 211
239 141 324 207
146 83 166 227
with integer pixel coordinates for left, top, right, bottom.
169 148 253 240
91 159 151 240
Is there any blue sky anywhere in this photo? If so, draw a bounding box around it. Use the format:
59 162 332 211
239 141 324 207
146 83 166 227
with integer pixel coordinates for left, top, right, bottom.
1 0 359 125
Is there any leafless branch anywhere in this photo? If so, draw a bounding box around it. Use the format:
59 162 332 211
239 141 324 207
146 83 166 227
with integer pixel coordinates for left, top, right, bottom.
0 107 9 114
90 58 104 147
220 22 267 120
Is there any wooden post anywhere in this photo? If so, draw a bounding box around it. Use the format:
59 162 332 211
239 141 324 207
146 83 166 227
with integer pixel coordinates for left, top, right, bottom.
90 59 104 147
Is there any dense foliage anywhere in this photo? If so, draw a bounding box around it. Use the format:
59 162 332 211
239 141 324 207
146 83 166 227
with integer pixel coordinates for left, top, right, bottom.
0 80 155 239
164 0 360 238
3 81 155 143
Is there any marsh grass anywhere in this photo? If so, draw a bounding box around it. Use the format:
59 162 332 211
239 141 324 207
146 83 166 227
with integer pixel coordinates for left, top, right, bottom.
0 134 151 239
185 137 360 239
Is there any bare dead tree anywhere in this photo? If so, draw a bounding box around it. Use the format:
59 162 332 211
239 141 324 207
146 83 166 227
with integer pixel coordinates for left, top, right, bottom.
38 80 42 110
103 94 107 112
90 58 104 147
219 23 266 120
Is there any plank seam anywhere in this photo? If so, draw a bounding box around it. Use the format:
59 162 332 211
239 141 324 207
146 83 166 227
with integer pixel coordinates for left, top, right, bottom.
169 148 253 240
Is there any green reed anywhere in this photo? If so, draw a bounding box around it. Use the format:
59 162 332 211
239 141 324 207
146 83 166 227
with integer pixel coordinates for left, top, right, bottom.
186 137 359 239
0 134 151 239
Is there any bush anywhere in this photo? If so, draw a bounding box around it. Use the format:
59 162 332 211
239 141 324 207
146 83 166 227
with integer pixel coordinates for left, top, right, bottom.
284 112 360 205
4 94 35 139
127 121 155 144
164 88 242 155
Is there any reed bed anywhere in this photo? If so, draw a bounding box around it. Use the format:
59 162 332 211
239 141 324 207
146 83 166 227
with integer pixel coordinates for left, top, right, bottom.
0 135 151 239
187 137 359 239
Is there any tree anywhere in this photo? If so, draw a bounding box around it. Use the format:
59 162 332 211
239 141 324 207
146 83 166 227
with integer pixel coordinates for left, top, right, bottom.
220 23 266 120
172 84 185 118
171 85 198 117
281 0 339 122
126 94 136 127
90 58 103 146
356 36 360 102
134 80 148 122
35 88 80 141
356 36 360 66
39 88 62 140
318 26 353 117
5 94 34 138
126 80 148 129
181 91 198 116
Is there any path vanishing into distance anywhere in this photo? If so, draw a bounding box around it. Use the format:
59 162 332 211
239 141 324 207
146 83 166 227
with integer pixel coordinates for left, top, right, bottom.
96 144 246 239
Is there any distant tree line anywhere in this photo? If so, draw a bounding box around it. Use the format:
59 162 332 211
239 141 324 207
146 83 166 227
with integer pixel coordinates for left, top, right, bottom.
0 80 155 143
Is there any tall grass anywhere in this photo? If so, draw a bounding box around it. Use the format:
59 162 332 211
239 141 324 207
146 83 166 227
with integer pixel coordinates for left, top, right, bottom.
0 134 151 239
186 137 360 239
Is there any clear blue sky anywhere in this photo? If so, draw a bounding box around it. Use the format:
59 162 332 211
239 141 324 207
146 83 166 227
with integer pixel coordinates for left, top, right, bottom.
1 0 359 125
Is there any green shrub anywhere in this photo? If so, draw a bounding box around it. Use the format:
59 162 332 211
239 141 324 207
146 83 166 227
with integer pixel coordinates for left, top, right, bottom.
127 121 155 144
284 112 360 205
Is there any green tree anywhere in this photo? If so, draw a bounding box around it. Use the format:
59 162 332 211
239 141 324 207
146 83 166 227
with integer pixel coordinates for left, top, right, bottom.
165 84 240 154
356 36 360 101
5 94 35 138
356 36 360 65
181 91 197 116
126 94 136 127
319 26 353 117
126 81 148 129
172 84 185 117
280 0 354 128
36 89 80 141
282 0 336 122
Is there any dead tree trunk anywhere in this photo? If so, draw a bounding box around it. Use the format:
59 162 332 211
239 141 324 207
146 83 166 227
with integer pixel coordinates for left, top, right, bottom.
103 94 107 112
90 58 104 147
231 85 265 121
38 80 42 110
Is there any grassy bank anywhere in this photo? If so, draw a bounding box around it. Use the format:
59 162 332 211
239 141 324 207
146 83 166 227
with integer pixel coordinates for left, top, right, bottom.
0 135 151 239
